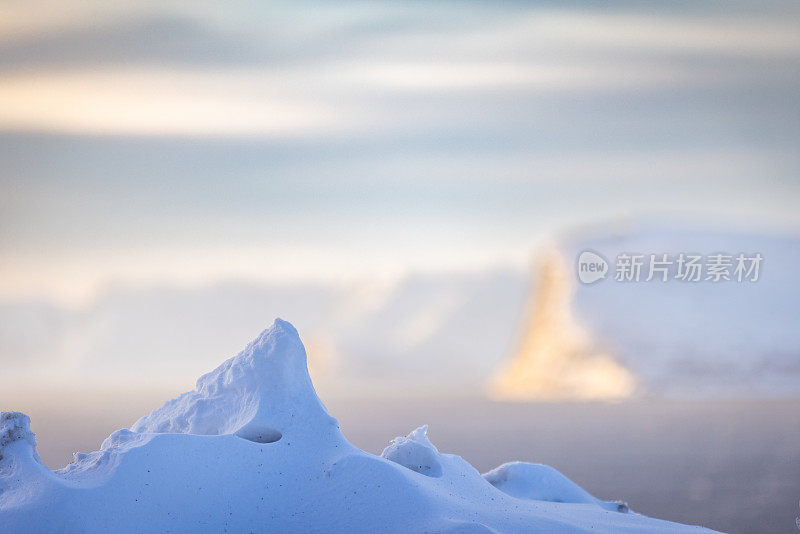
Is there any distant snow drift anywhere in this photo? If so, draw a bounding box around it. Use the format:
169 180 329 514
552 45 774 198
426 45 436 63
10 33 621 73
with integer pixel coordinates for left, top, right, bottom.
493 225 800 400
561 225 800 398
0 320 718 533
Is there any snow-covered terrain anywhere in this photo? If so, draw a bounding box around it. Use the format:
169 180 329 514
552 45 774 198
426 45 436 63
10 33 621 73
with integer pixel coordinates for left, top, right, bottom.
1 319 719 533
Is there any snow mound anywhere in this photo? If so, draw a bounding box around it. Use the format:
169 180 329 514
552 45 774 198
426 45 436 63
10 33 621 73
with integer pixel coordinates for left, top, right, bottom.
0 319 719 533
0 413 37 453
0 412 41 467
484 462 628 512
381 425 443 477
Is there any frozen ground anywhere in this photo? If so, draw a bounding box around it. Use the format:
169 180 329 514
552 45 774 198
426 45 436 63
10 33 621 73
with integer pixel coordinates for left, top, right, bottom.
1 320 721 533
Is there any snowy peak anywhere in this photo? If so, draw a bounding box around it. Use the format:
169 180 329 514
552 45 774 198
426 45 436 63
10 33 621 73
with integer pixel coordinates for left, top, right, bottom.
131 319 338 440
0 412 41 464
195 318 309 397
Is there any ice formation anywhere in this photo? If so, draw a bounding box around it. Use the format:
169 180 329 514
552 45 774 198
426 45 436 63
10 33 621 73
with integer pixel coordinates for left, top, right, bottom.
492 253 635 401
1 319 718 533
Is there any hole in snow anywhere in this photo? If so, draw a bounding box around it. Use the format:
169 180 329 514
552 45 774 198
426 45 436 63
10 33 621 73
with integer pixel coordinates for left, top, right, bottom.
234 425 282 444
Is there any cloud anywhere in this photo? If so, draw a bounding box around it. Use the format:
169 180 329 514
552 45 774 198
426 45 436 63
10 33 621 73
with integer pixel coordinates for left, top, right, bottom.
0 1 798 307
0 270 527 395
0 67 347 136
2 4 798 138
0 16 261 70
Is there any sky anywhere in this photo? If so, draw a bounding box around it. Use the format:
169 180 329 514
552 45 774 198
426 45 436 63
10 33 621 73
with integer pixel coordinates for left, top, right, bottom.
3 8 800 519
1 0 799 306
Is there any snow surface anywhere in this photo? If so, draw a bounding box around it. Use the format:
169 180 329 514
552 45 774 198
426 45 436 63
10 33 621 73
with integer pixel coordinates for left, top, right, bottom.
1 319 720 533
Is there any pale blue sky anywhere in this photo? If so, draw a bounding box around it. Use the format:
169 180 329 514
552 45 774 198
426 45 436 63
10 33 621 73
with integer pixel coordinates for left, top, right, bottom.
1 0 799 303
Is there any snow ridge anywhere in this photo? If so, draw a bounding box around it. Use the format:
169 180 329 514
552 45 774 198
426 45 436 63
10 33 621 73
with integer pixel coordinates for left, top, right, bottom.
0 319 720 533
